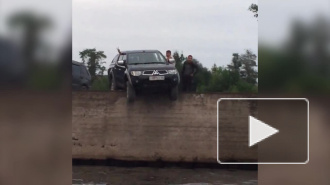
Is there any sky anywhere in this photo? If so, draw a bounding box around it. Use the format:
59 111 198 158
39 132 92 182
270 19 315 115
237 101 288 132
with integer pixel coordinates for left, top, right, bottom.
72 0 258 69
259 0 329 46
0 0 71 61
0 0 327 68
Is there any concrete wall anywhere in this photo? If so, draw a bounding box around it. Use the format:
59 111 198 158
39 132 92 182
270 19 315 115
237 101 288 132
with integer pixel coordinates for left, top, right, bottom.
72 92 257 163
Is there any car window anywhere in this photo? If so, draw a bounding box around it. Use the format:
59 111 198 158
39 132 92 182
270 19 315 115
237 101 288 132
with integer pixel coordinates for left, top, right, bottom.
80 65 90 77
72 64 80 76
118 55 127 61
112 54 119 64
127 52 166 64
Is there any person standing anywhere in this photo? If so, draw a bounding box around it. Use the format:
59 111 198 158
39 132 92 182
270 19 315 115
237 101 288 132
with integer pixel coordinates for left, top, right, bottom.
165 50 175 66
181 55 198 92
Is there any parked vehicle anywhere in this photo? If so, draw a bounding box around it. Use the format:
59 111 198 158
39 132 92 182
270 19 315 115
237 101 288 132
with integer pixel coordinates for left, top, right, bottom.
108 50 180 102
72 60 91 90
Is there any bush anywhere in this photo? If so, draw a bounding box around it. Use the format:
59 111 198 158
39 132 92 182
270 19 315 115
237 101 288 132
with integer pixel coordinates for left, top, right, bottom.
91 75 109 91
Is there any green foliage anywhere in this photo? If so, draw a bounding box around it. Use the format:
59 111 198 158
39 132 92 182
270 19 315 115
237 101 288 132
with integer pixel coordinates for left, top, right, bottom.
86 50 258 93
27 63 62 90
248 4 258 18
203 65 257 93
79 48 107 81
173 51 185 73
258 18 330 94
239 50 258 85
91 75 109 91
196 51 258 93
259 45 330 94
193 59 212 91
172 50 258 93
227 53 241 71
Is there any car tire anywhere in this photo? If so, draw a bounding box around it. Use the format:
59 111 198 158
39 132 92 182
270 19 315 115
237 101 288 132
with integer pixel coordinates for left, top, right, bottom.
108 74 112 90
127 81 136 103
169 85 179 101
110 73 118 91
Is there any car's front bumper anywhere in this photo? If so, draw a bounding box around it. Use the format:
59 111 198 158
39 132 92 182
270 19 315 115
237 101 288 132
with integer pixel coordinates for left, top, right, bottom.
130 74 180 88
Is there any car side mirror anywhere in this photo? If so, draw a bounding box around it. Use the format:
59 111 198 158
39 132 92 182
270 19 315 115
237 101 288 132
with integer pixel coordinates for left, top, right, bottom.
169 58 175 63
117 60 125 66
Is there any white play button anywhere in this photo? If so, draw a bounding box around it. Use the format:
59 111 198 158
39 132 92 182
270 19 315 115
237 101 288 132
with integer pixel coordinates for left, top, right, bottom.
249 116 279 147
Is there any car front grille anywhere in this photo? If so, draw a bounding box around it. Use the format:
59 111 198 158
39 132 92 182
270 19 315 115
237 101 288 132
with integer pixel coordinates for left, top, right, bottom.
143 70 168 75
143 70 153 75
158 70 168 74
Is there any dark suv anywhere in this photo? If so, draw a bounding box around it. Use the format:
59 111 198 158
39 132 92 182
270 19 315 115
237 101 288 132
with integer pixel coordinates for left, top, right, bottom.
108 50 180 102
72 60 91 90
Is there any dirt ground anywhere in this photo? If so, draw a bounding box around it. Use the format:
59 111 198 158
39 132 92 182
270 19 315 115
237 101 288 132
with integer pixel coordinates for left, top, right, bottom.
72 166 257 185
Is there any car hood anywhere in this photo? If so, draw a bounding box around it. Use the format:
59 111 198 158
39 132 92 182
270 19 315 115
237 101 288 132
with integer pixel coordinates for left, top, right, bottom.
127 63 176 71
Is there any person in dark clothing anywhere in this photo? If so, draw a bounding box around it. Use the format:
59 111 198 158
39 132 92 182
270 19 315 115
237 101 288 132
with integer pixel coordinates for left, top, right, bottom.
181 55 197 92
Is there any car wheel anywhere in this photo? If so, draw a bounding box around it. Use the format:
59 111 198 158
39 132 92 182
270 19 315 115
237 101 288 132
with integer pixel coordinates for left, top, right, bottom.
110 73 118 91
169 85 178 101
126 81 136 103
108 74 112 90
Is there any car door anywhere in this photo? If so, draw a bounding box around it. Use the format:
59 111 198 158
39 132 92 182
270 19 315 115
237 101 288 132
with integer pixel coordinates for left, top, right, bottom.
108 54 119 81
72 64 81 90
80 65 91 88
109 54 119 74
113 54 126 87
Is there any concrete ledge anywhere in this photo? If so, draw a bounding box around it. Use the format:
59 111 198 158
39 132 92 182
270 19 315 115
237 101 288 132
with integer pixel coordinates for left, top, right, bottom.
72 92 257 163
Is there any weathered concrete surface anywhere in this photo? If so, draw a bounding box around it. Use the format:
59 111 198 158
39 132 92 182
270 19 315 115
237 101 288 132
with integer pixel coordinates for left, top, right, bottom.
72 92 257 163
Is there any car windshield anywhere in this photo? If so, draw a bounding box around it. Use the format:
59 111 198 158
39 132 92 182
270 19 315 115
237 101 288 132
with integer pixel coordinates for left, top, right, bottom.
127 52 166 65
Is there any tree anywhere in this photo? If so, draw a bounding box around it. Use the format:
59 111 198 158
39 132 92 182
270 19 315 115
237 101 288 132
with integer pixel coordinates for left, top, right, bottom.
259 18 330 93
170 50 257 93
98 66 106 75
211 64 218 73
227 50 258 85
79 48 107 80
248 4 258 18
239 50 258 85
87 49 258 93
203 50 258 93
227 53 241 72
173 51 185 73
7 11 52 63
193 58 212 92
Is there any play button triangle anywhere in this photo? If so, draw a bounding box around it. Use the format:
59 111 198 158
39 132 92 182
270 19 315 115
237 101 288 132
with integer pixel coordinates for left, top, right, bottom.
249 116 279 147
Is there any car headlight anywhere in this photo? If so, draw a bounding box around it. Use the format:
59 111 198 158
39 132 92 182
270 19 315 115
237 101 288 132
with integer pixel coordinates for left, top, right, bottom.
130 71 142 76
167 69 178 74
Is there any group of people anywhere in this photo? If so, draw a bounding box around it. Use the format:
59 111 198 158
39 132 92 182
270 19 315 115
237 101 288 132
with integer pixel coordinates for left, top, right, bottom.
165 50 198 92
